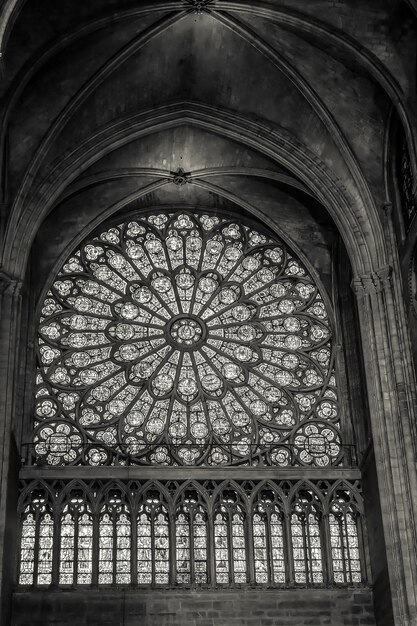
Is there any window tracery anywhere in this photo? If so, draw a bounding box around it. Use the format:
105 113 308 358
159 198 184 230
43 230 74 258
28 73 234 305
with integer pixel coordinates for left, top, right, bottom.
33 211 341 468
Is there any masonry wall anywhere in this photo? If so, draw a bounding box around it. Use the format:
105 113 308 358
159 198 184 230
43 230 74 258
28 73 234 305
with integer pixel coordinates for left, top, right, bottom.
12 588 376 626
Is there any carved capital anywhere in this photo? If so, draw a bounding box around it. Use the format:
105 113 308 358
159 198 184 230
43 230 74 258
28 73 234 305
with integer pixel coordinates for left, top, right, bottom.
351 266 393 297
183 0 215 13
0 269 22 297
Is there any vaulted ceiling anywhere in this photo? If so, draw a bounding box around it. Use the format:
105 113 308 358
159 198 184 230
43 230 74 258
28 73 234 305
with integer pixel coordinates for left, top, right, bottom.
0 0 416 294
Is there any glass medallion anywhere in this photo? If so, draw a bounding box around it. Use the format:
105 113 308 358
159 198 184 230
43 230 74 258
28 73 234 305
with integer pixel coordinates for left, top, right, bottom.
131 362 153 379
219 287 238 305
120 303 139 320
225 246 241 261
151 277 171 293
176 271 195 289
250 400 267 416
201 374 222 392
232 305 251 321
131 285 152 304
237 325 257 342
199 277 217 293
153 374 174 395
206 240 223 255
34 211 340 467
119 345 139 361
222 363 241 380
170 318 203 346
178 378 198 397
234 346 252 362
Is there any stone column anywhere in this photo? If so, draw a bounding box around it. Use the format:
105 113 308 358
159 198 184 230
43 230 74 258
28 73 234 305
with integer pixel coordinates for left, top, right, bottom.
0 270 23 626
352 265 417 626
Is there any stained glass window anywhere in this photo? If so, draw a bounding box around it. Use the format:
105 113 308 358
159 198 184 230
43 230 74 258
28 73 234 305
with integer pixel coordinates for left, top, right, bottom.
329 490 362 583
59 495 93 585
291 490 323 584
98 493 131 584
137 491 170 585
253 489 286 584
19 511 36 585
175 490 208 584
214 490 247 584
33 211 341 468
19 492 53 586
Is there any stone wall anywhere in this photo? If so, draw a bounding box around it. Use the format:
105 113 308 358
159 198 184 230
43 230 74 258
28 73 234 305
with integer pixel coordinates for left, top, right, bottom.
12 588 376 626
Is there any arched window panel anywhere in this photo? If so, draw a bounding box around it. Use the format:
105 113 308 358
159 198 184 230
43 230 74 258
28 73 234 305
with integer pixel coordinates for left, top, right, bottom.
214 489 247 584
59 493 93 585
32 211 344 468
98 493 131 585
175 489 208 585
291 489 323 584
137 490 169 585
19 510 36 585
328 489 362 584
18 490 54 586
252 488 286 585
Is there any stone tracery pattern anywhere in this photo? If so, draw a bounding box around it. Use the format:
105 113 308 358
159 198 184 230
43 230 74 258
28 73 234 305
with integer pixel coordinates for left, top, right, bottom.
34 211 341 467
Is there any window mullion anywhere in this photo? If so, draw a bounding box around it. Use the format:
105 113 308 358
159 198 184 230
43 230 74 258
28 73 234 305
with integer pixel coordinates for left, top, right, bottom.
343 513 351 583
285 513 295 585
209 508 216 587
74 513 79 586
228 510 234 584
247 507 256 585
131 508 138 586
33 511 41 586
265 510 273 586
168 509 176 586
91 509 99 586
303 515 310 584
112 511 117 585
52 508 60 586
321 512 332 584
189 509 195 585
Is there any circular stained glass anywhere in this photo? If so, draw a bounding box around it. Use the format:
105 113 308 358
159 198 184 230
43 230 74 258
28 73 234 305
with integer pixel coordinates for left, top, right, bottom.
34 211 341 466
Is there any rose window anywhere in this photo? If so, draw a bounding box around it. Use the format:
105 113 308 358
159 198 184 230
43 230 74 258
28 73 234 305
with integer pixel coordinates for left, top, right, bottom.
34 211 341 466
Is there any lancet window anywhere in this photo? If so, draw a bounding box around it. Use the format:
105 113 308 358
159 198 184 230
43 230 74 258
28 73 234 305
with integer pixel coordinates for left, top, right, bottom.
19 491 54 586
98 492 131 585
59 493 93 585
214 489 247 584
328 489 362 583
290 489 323 584
252 489 286 584
175 489 208 584
137 489 170 585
